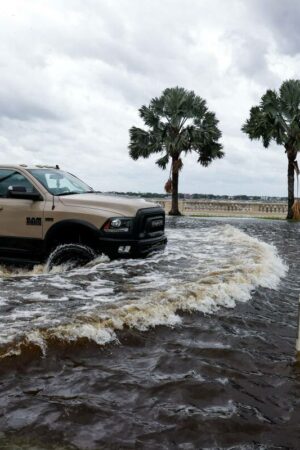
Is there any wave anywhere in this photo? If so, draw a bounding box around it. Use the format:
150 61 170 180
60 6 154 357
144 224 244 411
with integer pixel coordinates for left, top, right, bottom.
0 225 287 360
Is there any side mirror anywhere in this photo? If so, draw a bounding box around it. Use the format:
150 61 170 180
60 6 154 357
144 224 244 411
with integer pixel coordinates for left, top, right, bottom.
7 186 43 201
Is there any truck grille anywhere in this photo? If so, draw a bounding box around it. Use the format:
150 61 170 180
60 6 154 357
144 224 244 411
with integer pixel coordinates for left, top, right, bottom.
135 208 165 239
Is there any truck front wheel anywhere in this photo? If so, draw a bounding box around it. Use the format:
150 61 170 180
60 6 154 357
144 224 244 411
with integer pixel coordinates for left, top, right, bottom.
46 243 97 271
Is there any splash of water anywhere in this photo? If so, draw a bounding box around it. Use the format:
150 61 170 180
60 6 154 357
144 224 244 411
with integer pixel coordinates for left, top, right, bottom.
0 225 287 359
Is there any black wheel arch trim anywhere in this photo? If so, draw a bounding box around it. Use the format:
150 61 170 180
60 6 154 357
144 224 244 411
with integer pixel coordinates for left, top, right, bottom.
44 219 100 247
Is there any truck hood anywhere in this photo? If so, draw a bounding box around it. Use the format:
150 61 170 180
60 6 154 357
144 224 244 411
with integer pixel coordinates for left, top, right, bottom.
58 193 160 216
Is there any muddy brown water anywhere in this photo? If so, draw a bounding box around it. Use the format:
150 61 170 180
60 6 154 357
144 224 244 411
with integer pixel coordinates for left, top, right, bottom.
0 217 299 449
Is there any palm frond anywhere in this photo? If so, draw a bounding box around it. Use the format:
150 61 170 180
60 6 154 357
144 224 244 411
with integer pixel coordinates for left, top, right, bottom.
129 126 163 160
129 86 223 167
139 105 161 128
197 142 224 166
242 87 289 147
280 79 300 120
155 154 169 170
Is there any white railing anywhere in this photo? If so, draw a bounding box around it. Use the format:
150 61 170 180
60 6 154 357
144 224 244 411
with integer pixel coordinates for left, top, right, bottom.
153 199 288 217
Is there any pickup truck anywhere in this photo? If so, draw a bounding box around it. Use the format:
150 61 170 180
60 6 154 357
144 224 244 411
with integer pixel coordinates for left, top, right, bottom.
0 165 167 268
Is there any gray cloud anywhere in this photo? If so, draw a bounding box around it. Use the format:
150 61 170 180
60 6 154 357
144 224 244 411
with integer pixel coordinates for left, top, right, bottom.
252 0 300 55
222 31 271 81
0 0 298 196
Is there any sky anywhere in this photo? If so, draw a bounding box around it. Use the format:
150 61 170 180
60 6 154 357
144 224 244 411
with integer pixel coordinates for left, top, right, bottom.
1 0 300 196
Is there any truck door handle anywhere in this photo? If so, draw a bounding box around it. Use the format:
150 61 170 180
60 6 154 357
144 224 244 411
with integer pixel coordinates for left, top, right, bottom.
0 207 3 211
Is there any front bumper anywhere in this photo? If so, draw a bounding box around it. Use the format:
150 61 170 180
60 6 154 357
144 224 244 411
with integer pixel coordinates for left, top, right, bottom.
99 234 167 258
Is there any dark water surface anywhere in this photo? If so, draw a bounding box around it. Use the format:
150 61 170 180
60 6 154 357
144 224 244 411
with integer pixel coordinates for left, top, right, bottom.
0 217 300 449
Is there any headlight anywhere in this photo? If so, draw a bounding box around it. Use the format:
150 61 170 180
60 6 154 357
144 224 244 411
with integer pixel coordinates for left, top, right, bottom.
102 217 132 233
111 218 122 228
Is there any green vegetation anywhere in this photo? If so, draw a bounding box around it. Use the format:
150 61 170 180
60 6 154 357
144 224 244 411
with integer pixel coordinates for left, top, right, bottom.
129 87 223 215
242 79 300 219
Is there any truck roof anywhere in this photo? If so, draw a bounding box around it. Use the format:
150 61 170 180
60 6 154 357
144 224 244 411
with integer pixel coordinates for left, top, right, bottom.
0 164 60 170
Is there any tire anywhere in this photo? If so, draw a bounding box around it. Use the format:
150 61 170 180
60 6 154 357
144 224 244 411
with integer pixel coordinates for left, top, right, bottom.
46 243 97 271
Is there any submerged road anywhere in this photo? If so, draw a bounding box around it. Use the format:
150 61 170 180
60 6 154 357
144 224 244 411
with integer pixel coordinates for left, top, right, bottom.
0 217 299 449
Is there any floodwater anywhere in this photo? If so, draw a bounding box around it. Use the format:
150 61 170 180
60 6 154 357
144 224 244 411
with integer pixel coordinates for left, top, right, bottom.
0 217 299 449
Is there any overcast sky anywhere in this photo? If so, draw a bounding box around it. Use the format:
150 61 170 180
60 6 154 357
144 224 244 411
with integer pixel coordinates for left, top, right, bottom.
1 0 300 195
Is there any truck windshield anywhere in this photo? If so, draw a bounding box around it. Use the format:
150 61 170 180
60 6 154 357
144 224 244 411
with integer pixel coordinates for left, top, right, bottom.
28 169 94 196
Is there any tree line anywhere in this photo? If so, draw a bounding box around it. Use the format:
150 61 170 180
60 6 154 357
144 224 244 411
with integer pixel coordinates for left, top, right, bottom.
110 191 287 201
128 82 300 219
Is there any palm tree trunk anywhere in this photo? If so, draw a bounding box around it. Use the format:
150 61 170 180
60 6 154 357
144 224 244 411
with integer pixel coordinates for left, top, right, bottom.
169 155 181 216
286 147 297 219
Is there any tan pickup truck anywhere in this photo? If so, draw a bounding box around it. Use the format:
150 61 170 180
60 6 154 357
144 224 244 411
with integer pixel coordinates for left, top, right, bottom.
0 165 167 268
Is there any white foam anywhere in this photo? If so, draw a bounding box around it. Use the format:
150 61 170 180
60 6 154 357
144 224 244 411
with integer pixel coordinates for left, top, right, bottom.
0 225 288 355
53 225 286 346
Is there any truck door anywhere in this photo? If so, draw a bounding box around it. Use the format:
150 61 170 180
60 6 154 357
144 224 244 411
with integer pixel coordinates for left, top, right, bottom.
0 169 45 262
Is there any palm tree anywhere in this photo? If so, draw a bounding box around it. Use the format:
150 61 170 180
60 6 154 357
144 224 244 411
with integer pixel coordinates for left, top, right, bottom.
242 79 300 219
129 87 224 215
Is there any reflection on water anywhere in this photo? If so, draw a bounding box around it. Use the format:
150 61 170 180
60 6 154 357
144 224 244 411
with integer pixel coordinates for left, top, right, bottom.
0 217 299 450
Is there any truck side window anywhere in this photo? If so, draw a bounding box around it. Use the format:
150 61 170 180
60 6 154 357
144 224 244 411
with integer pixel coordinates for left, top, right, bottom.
0 170 35 198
